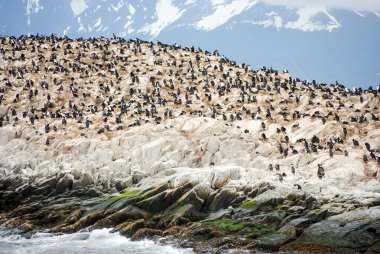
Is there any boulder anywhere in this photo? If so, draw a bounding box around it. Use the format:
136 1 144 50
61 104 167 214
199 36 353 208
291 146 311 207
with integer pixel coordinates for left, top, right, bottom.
292 206 380 250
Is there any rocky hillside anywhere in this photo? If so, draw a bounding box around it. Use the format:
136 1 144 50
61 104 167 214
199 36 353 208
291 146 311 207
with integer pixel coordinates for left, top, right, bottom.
0 35 380 253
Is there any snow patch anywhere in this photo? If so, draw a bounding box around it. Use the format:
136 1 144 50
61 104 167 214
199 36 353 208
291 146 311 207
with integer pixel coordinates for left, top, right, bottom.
110 0 124 12
128 4 136 15
124 18 133 29
94 17 101 28
63 26 70 36
261 0 380 13
210 0 226 6
26 0 43 26
113 16 121 23
285 6 341 32
195 0 258 31
70 0 88 16
354 10 365 17
185 0 197 5
139 0 185 37
244 11 282 31
77 16 86 32
94 5 101 12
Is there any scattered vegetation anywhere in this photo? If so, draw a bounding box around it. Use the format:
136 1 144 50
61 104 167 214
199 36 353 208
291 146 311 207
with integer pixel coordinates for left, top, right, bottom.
203 219 276 235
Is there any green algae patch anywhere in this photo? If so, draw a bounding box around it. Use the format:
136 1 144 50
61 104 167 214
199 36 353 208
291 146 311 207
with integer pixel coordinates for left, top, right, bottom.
240 200 257 209
109 190 141 201
203 219 276 236
205 219 244 231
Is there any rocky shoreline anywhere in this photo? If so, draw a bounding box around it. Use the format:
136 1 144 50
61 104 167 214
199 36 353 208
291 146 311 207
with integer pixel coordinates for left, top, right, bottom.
1 177 380 253
1 115 380 253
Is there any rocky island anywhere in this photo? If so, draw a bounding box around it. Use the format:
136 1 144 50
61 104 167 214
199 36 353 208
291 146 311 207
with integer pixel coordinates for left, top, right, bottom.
0 35 379 253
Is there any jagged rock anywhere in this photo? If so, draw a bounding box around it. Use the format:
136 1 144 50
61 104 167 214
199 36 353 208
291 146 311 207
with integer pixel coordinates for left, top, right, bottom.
116 219 147 237
179 190 204 211
137 184 191 213
60 209 106 233
72 180 84 190
37 177 58 189
94 205 148 228
161 204 206 227
55 174 74 194
210 189 238 212
79 171 95 186
131 228 163 241
15 183 32 198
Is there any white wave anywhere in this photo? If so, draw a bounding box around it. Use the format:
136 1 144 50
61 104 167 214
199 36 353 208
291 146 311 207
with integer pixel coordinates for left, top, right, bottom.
0 228 193 254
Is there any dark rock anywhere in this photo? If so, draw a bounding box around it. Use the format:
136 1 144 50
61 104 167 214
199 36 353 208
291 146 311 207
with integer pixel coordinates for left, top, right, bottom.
60 209 105 233
132 174 144 184
15 183 32 198
254 209 287 225
209 189 237 212
291 206 380 250
137 184 192 213
254 233 293 251
55 174 74 194
115 178 133 192
116 219 147 236
159 204 206 227
94 206 148 228
38 177 58 189
178 190 204 211
85 188 102 197
131 228 163 240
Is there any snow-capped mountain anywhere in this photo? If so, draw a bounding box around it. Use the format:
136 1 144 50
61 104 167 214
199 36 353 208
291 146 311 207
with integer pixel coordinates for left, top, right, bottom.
17 0 380 36
1 0 379 88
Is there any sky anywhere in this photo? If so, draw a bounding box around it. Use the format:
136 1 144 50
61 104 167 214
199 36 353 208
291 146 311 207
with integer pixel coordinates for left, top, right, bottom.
0 0 379 88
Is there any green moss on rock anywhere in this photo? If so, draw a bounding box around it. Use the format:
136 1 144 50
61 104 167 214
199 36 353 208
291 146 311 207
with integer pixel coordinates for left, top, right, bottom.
109 190 141 201
240 200 257 209
203 219 276 236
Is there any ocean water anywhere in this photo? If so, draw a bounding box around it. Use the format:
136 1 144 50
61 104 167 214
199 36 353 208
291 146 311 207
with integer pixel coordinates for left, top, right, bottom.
0 228 194 254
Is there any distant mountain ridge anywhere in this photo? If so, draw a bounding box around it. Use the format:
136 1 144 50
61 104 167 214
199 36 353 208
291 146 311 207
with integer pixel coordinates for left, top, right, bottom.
12 0 380 37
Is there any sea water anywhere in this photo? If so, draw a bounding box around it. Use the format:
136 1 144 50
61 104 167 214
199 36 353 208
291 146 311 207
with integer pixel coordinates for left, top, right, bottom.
0 228 194 254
